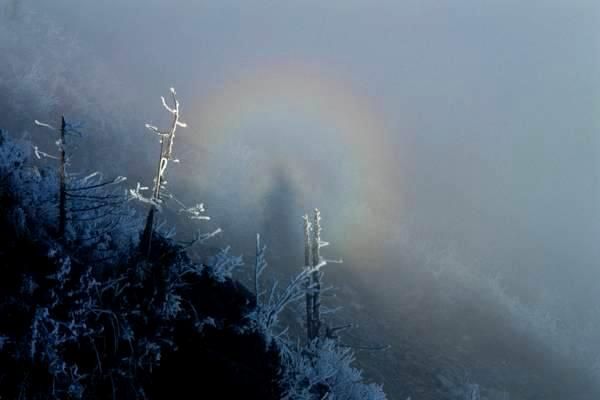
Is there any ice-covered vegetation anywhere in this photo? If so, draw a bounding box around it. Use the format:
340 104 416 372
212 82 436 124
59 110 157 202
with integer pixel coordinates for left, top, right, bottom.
0 87 387 398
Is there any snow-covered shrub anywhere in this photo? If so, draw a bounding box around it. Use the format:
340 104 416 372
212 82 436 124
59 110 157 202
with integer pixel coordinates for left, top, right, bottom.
0 128 28 172
205 246 244 283
27 259 102 399
280 339 387 400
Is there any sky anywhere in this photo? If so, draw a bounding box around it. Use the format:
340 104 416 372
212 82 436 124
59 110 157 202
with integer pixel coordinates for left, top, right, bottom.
3 0 600 395
39 0 600 294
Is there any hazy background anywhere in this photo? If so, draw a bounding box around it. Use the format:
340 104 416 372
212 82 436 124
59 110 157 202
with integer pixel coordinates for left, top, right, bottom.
2 0 600 398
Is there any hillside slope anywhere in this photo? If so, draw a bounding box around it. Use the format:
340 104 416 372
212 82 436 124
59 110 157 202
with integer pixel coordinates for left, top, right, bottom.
0 129 385 400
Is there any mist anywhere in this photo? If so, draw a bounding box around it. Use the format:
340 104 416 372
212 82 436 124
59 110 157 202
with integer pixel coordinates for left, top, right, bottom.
2 0 600 398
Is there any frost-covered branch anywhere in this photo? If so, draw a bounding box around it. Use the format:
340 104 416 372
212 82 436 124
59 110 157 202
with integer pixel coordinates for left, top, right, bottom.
205 247 244 283
247 234 312 341
304 209 342 340
254 233 268 304
136 88 212 257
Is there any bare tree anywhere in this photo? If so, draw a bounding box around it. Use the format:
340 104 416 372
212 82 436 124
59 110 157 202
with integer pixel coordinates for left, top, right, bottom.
303 214 314 340
130 88 215 257
310 208 324 339
300 210 387 351
58 116 67 237
303 209 342 341
255 233 266 305
34 117 126 241
134 88 187 256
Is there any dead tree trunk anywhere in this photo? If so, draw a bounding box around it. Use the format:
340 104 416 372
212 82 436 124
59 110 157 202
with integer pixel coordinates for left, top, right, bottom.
310 208 323 339
58 116 67 238
304 208 324 340
254 233 261 305
140 88 186 257
304 214 314 340
34 116 127 241
303 209 341 342
140 138 164 256
140 206 155 255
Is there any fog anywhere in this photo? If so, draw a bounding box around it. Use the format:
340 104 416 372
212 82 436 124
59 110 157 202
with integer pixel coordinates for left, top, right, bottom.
2 0 600 398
